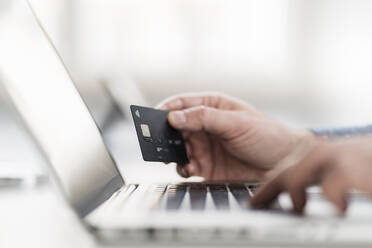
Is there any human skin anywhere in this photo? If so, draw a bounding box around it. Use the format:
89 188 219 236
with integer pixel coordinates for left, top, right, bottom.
250 137 372 214
158 92 372 214
157 92 316 180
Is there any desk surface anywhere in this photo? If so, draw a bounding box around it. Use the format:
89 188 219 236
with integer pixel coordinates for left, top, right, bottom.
0 109 91 248
0 184 96 248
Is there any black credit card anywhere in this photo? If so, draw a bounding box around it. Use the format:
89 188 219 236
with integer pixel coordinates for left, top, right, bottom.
130 105 189 165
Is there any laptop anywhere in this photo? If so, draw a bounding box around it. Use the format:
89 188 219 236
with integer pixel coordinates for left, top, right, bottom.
1 0 372 246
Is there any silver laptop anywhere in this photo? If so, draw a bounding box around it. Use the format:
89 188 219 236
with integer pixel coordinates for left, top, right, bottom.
1 0 372 246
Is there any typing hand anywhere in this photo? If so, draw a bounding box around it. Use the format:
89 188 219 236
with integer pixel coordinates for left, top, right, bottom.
251 137 372 214
157 92 315 180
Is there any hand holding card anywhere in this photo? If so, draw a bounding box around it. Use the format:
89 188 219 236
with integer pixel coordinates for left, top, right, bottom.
130 105 189 165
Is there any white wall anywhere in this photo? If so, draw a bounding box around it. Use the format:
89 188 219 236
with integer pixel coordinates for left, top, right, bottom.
5 0 372 128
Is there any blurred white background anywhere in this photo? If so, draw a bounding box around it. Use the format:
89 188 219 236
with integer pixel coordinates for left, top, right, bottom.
3 0 372 128
2 2 372 247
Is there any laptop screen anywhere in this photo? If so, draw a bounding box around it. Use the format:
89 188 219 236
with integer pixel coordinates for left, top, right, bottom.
0 0 124 216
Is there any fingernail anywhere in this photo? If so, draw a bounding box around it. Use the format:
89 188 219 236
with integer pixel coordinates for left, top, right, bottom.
169 111 186 125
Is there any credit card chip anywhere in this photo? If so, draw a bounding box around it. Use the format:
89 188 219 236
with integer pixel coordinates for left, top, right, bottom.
140 124 151 137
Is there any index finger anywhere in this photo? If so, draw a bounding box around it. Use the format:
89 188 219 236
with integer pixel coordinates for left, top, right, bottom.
156 92 247 111
250 175 284 208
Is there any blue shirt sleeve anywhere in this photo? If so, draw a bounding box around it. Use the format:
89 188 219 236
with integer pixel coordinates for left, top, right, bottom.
310 125 372 137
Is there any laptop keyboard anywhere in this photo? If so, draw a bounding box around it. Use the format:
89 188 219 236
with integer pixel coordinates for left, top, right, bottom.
152 183 257 211
209 184 230 210
229 183 252 208
189 184 207 210
166 184 187 210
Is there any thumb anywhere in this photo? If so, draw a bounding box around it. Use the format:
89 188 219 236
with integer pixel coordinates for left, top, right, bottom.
168 106 236 135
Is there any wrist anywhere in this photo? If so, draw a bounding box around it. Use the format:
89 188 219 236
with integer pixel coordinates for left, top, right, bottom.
275 129 321 171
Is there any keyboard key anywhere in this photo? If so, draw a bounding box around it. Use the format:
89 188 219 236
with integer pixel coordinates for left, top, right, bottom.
147 185 166 210
208 184 229 210
189 184 207 210
166 184 187 210
228 184 251 209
